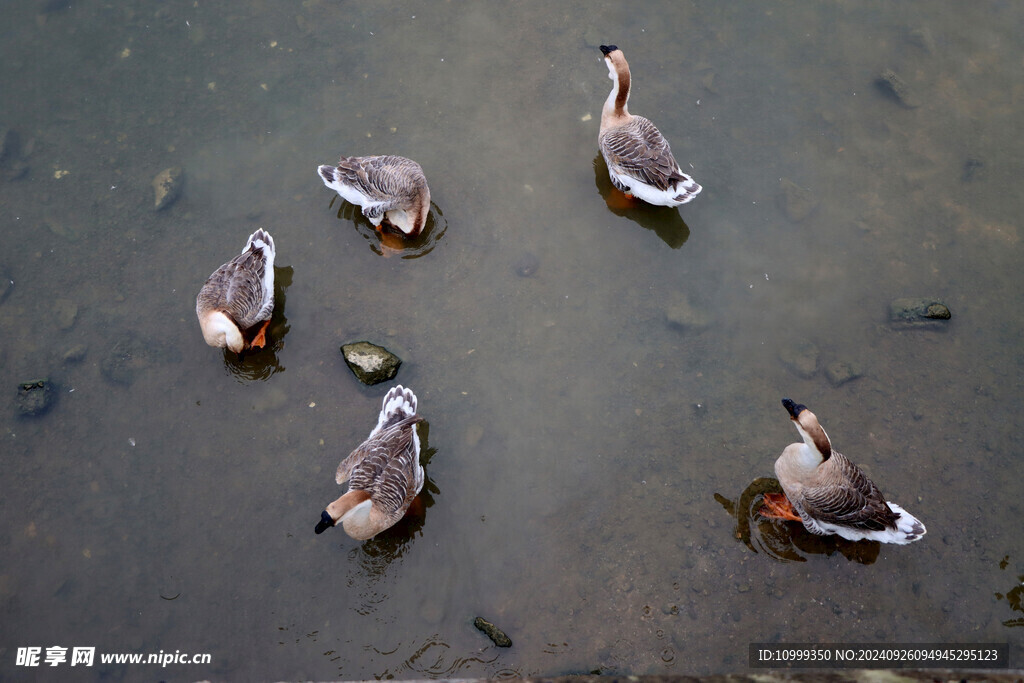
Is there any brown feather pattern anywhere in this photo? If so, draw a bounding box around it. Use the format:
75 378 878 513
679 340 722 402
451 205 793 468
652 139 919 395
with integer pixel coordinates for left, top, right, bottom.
196 229 274 330
333 155 427 214
796 451 899 532
599 115 690 193
335 415 424 524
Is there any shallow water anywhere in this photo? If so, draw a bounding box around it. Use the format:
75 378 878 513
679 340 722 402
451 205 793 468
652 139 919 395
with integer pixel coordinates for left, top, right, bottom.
1 1 1022 679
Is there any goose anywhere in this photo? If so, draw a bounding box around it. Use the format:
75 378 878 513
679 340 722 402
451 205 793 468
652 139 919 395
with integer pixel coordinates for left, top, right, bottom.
598 45 702 207
317 155 431 237
315 385 425 540
760 398 926 544
196 229 275 353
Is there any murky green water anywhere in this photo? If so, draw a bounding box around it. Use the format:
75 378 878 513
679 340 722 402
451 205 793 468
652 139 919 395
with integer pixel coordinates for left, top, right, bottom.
1 1 1022 679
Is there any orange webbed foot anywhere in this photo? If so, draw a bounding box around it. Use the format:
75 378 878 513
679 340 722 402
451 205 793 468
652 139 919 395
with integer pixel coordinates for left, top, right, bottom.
759 492 803 522
378 230 406 256
249 320 271 349
605 188 639 210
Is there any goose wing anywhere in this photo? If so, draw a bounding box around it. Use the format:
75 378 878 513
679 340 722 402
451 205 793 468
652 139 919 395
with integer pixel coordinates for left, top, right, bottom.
334 155 425 209
800 452 899 531
335 417 424 518
197 242 272 329
600 116 685 192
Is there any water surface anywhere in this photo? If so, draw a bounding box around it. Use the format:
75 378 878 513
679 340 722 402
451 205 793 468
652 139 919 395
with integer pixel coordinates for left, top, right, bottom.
1 1 1022 679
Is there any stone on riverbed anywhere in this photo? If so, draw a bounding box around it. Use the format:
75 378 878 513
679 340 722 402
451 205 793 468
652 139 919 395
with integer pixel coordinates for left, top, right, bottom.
513 251 539 278
825 360 863 387
890 297 951 325
53 298 77 330
100 330 181 386
0 270 12 305
665 293 710 331
473 617 512 648
876 68 921 108
17 378 56 416
152 166 184 211
778 178 817 223
62 344 88 364
778 341 819 379
0 127 29 181
341 341 402 385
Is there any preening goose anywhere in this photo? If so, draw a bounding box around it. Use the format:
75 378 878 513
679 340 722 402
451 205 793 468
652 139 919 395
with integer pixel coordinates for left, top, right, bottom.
318 155 431 237
315 385 425 540
760 398 926 544
598 45 702 207
196 229 276 353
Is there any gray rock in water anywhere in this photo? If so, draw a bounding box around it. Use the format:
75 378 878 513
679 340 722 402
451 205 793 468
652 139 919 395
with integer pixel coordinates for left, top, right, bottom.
0 127 13 165
0 271 12 305
341 341 402 385
665 293 710 331
778 178 817 222
474 617 512 648
778 341 819 379
890 297 951 325
53 298 77 330
876 68 921 108
17 378 56 416
513 251 539 278
825 360 863 387
100 330 181 386
0 127 29 181
152 166 184 211
907 27 936 54
62 344 88 364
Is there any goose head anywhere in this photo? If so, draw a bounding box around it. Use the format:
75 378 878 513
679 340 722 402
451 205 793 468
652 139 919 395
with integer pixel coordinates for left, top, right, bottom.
199 310 245 353
315 490 375 539
600 44 628 81
599 45 631 121
782 398 832 460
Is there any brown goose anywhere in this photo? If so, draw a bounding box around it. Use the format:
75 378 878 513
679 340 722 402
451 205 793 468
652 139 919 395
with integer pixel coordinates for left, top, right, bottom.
598 45 701 207
317 155 431 236
196 229 275 353
760 398 926 544
315 385 425 540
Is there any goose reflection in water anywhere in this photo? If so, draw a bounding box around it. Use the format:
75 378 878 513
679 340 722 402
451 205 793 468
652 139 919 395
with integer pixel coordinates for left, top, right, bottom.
715 478 881 565
592 154 691 249
328 194 448 259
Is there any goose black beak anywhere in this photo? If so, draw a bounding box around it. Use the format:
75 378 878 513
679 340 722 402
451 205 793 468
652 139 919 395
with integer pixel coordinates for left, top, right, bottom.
314 510 334 535
781 397 806 419
599 45 618 56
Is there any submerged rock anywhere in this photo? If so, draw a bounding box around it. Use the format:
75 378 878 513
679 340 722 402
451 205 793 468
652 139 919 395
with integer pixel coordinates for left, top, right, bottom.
876 68 921 108
17 378 56 416
152 166 183 211
341 341 402 385
0 127 14 164
825 360 863 387
962 158 984 182
513 251 539 278
665 293 710 331
53 298 77 330
907 27 936 54
778 178 817 223
0 127 29 181
890 297 951 325
778 341 819 379
0 271 12 305
100 330 181 386
62 344 88 364
473 617 512 648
